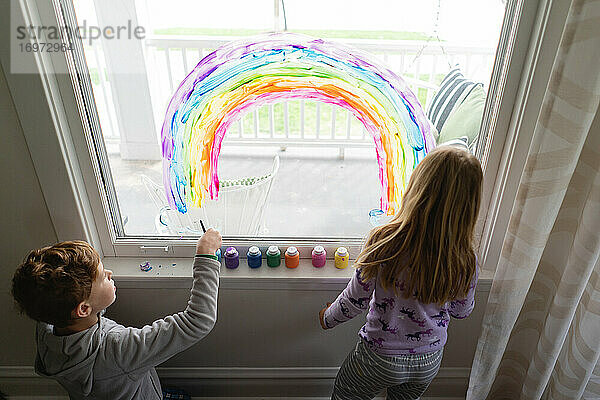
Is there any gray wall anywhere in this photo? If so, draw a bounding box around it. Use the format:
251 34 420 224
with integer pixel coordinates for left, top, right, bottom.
0 62 58 365
0 60 487 397
108 287 488 397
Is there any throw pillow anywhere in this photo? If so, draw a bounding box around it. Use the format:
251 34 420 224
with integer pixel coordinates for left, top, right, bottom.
427 66 483 133
437 84 486 147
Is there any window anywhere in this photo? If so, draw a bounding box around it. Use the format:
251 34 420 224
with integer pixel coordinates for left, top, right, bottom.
9 0 553 260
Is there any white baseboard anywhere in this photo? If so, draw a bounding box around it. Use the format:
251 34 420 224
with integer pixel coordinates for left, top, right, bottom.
156 366 469 381
192 396 465 400
0 366 469 398
0 368 67 398
1 397 463 400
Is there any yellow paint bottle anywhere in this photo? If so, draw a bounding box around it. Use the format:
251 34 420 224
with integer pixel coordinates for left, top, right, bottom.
334 247 349 269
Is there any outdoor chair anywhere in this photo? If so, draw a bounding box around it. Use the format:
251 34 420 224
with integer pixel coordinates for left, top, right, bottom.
142 155 280 236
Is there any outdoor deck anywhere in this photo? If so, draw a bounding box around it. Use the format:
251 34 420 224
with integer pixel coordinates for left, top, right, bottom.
111 145 382 238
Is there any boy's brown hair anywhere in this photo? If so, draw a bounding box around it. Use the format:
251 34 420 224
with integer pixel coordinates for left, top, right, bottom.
11 241 100 327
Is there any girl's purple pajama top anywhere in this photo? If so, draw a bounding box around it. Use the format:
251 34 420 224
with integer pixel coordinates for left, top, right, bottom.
324 266 478 356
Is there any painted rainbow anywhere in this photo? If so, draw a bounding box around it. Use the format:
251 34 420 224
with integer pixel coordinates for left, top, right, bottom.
161 33 436 215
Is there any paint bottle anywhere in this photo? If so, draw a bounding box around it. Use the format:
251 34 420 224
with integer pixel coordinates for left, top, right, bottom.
224 247 239 269
334 247 349 269
312 246 327 268
215 248 222 262
247 246 262 268
266 246 281 267
285 246 300 269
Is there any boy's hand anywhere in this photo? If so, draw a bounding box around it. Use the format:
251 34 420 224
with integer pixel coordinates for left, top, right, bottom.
319 302 332 330
196 229 222 255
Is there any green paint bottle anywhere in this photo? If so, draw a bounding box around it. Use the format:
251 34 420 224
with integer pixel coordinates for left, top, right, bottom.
266 245 281 267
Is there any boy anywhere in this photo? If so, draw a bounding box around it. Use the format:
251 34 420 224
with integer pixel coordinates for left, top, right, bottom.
11 229 222 399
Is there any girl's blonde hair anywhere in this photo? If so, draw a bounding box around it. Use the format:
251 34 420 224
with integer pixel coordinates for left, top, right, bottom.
357 146 483 305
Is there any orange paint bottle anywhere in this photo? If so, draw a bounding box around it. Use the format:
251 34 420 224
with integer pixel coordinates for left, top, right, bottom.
285 246 300 268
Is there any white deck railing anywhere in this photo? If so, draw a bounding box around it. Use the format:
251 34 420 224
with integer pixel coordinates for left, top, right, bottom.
87 36 495 158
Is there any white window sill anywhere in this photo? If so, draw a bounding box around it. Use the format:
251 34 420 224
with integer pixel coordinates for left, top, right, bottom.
106 257 493 290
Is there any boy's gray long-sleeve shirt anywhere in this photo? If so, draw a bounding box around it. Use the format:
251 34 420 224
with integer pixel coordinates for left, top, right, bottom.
34 256 220 399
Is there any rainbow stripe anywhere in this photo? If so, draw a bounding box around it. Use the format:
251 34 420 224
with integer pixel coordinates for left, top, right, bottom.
161 33 435 215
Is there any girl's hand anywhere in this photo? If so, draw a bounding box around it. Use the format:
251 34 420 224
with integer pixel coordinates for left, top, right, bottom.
196 229 222 255
319 302 332 330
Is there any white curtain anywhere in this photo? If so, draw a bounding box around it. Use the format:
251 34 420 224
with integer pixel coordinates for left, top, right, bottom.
467 0 600 398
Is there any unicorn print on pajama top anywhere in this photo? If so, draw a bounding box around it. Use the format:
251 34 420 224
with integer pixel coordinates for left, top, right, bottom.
324 267 478 355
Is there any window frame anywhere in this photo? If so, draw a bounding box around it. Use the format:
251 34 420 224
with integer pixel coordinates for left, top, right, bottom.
2 0 570 269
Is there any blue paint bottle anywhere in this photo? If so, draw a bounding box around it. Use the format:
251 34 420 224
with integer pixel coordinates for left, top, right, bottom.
215 248 222 262
247 246 262 268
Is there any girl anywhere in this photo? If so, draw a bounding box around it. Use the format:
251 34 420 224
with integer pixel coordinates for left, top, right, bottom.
319 146 483 400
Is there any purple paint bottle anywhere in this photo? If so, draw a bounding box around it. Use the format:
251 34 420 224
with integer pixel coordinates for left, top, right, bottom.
224 247 239 269
312 246 327 268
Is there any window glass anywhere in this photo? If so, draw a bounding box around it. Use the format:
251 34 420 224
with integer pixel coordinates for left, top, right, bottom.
71 0 506 238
